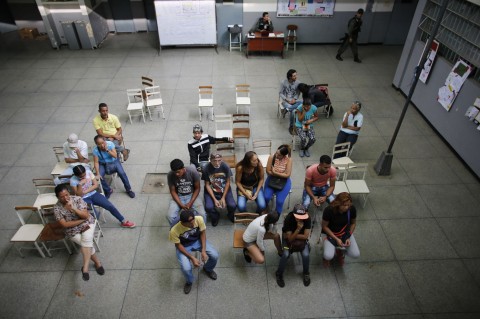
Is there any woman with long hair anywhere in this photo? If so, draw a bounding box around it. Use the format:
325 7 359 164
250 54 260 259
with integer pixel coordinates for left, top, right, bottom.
242 211 282 264
235 151 266 213
264 144 292 215
70 165 136 228
321 192 360 266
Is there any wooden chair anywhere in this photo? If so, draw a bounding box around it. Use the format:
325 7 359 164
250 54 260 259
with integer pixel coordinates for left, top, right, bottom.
232 114 250 150
235 84 251 114
233 212 259 261
198 85 214 121
286 24 298 51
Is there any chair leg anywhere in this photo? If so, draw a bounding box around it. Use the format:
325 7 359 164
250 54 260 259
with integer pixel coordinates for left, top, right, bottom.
128 112 133 124
160 106 165 119
41 242 52 257
34 242 46 258
146 106 152 121
198 108 202 121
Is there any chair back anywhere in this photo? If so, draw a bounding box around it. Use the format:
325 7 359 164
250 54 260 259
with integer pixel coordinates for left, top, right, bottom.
127 89 144 104
32 178 56 195
141 76 154 88
235 84 250 99
199 86 213 101
347 163 368 180
14 206 41 226
233 212 259 248
214 114 233 138
53 147 64 163
332 142 351 159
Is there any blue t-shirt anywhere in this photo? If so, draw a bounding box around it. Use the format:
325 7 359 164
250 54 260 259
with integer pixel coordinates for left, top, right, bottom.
93 141 116 163
295 104 318 128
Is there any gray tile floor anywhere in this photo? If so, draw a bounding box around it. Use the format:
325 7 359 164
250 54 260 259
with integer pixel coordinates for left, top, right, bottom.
0 32 479 319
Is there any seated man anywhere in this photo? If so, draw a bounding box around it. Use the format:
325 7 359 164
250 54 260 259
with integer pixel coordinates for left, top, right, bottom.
53 184 104 282
188 124 232 172
169 209 219 294
294 98 318 157
249 11 273 33
93 103 130 161
275 204 311 288
55 133 91 184
303 155 336 210
202 153 236 226
279 69 302 132
335 101 363 156
167 159 206 226
92 135 135 199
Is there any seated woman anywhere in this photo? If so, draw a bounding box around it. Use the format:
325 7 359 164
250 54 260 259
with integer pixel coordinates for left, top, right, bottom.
53 184 103 281
264 144 292 216
321 192 360 267
70 165 136 228
242 211 282 264
235 151 266 213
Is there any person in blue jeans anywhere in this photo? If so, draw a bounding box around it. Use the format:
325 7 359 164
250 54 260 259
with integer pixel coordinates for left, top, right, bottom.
70 165 136 228
92 135 135 199
264 144 293 216
302 155 337 210
169 209 219 294
235 151 266 213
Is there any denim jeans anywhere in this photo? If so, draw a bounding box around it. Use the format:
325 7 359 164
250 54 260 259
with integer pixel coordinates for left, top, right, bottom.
176 240 218 284
98 160 132 194
302 185 335 209
237 186 266 213
167 194 206 226
282 101 302 128
83 191 125 223
204 188 236 223
264 177 292 215
277 238 310 275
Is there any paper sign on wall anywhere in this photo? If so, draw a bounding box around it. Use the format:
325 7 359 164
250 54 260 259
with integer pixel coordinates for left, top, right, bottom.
437 60 472 111
419 40 439 84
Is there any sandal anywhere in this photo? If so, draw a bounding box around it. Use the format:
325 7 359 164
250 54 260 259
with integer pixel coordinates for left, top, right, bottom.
81 267 89 281
95 265 105 275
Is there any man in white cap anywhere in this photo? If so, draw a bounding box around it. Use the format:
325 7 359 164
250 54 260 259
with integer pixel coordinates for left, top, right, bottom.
55 133 91 184
275 203 312 288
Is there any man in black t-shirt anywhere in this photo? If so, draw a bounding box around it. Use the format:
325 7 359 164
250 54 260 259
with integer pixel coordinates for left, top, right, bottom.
202 153 237 226
275 204 311 288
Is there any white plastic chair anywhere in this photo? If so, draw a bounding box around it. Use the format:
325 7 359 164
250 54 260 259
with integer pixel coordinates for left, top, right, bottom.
214 114 233 139
51 147 69 178
144 85 165 120
11 206 50 258
32 178 57 209
126 88 145 124
333 164 349 196
198 85 214 121
236 84 251 114
252 139 271 168
345 163 370 208
332 142 354 171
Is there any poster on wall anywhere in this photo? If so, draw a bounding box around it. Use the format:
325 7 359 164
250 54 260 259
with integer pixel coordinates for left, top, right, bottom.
437 60 472 111
277 0 336 17
419 40 439 84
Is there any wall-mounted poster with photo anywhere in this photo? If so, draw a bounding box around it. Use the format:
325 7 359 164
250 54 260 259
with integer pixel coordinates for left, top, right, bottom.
277 0 335 17
419 40 439 84
437 60 472 111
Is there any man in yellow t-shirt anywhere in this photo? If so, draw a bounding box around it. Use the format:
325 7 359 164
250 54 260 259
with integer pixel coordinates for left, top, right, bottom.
169 209 219 294
92 103 130 161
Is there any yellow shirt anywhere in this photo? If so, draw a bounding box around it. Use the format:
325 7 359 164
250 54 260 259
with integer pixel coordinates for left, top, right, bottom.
93 114 121 136
169 216 206 246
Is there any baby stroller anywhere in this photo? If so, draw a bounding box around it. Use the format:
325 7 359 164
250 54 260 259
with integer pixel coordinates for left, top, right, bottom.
313 84 333 118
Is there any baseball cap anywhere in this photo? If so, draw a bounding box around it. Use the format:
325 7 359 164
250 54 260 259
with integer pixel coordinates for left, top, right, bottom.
67 133 79 148
193 124 203 133
293 204 309 220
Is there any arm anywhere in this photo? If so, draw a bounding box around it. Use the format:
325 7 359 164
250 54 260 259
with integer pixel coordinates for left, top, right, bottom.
169 185 187 210
213 136 233 143
285 225 310 242
57 217 88 229
306 109 319 125
175 242 202 267
188 143 199 167
297 107 306 122
65 148 89 164
186 180 201 209
253 167 264 198
220 178 231 207
256 227 266 252
93 155 101 179
200 229 208 262
265 155 274 176
326 176 336 198
273 157 292 178
322 219 343 246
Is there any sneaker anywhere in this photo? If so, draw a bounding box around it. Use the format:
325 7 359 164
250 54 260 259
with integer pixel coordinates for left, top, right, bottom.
105 189 113 199
211 219 219 227
184 282 192 294
127 190 135 198
203 268 217 280
121 220 136 228
122 149 130 161
299 150 305 158
275 271 285 288
303 272 311 287
354 58 362 63
304 149 310 157
336 54 343 61
95 265 105 275
81 267 89 281
243 248 252 263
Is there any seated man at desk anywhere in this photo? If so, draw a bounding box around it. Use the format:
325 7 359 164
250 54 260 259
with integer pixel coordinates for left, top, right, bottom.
249 12 274 33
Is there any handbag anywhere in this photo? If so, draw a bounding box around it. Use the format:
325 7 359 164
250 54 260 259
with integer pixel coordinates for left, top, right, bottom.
289 239 307 252
267 155 287 190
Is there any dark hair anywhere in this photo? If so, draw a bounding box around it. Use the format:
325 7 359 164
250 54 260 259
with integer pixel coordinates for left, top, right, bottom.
303 98 312 106
354 100 362 109
98 103 107 110
357 8 364 14
236 151 259 171
179 208 195 223
262 12 269 17
94 135 104 144
286 69 296 80
277 144 291 157
55 184 70 197
170 159 185 171
329 192 353 214
297 83 311 98
72 165 86 177
263 211 279 232
319 155 332 164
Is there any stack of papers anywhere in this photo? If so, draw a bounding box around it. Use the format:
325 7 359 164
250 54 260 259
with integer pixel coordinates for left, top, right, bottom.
268 33 275 37
276 33 285 38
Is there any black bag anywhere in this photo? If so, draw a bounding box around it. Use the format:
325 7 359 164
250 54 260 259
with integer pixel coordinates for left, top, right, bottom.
289 239 307 252
267 154 287 190
104 162 116 175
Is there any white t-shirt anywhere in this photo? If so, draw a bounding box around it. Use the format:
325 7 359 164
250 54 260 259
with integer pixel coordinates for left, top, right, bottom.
242 215 277 251
340 112 363 135
63 140 89 166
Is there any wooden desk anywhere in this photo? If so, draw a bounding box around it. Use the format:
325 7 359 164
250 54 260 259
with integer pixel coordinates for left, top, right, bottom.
246 32 284 58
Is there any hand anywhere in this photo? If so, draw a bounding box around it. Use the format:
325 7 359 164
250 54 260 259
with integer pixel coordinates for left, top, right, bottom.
64 200 73 211
74 148 80 154
228 138 234 143
344 239 351 247
96 174 103 181
191 257 201 268
214 199 222 208
296 221 304 230
201 251 208 263
181 204 189 210
313 197 322 206
81 158 90 164
251 193 258 200
114 133 123 142
99 144 107 152
336 238 343 247
319 196 327 204
219 198 226 208
289 98 296 104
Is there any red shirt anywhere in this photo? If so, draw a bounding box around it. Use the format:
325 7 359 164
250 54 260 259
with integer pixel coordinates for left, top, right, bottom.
305 164 336 187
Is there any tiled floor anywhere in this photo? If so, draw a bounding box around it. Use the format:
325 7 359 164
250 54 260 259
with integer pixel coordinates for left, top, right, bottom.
0 32 479 319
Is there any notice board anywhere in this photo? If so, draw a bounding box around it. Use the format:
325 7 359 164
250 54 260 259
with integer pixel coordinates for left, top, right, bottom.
154 0 217 46
277 0 336 17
